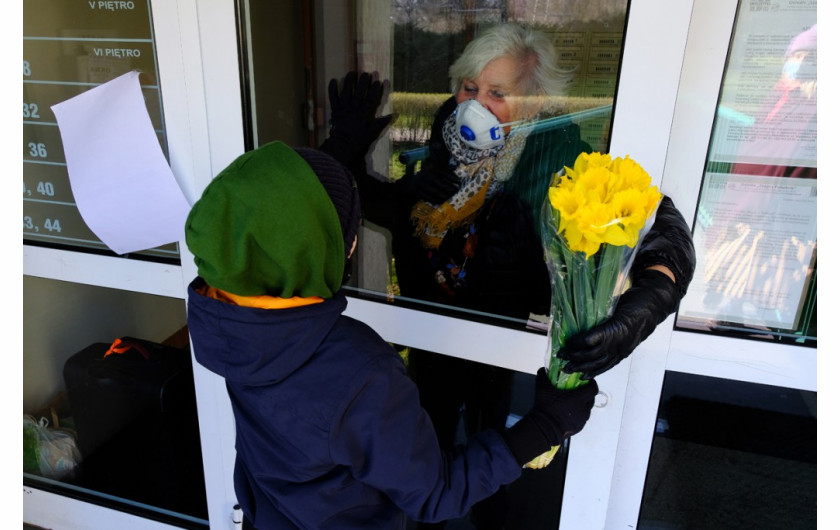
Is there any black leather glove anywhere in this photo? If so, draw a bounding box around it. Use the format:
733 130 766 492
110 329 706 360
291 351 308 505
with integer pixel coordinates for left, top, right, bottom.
629 196 696 298
502 368 598 466
561 268 681 380
319 71 394 167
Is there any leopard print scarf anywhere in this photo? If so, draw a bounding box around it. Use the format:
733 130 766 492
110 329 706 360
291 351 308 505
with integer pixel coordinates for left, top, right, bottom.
410 110 530 248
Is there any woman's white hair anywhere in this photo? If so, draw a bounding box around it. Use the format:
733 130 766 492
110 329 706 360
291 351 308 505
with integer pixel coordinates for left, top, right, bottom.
448 23 572 97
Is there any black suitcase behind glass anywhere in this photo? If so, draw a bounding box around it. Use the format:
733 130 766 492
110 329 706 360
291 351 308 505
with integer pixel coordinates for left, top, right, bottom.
63 337 207 519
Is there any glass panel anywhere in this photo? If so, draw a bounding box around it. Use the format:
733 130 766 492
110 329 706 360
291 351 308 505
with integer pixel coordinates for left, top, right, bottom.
22 277 208 527
638 371 816 529
676 0 817 345
23 0 178 262
349 1 626 331
241 0 628 330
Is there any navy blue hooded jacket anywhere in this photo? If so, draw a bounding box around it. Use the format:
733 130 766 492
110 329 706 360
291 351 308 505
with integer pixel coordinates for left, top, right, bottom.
187 278 522 529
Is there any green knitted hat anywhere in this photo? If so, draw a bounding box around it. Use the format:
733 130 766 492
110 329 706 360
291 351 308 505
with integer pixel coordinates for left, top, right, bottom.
185 141 348 298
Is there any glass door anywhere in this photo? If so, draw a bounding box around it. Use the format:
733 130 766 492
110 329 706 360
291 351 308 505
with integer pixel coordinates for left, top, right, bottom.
608 0 817 527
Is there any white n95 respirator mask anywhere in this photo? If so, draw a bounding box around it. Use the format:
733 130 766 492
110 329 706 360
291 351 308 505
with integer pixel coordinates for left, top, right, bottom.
454 99 519 150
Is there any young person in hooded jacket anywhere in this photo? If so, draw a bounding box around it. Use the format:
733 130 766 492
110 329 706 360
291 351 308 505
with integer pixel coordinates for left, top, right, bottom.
185 140 600 529
320 23 695 529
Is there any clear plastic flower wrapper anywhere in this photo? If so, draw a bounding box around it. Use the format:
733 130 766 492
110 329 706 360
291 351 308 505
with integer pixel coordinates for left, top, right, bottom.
525 152 661 470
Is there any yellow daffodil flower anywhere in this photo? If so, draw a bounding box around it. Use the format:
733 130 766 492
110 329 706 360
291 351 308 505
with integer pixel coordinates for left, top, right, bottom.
548 152 661 258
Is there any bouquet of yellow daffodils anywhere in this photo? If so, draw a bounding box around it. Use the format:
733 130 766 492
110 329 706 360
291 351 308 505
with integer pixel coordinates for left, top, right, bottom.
525 151 661 469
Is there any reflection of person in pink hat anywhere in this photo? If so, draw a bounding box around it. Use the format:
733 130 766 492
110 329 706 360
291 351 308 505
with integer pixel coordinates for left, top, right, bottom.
772 24 817 121
784 24 817 82
732 24 817 178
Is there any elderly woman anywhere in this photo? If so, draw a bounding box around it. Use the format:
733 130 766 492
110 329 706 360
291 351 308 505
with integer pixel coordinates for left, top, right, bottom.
321 22 695 529
334 24 588 320
408 24 576 252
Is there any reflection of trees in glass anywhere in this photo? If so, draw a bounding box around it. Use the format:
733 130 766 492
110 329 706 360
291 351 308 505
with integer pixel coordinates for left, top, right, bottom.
391 0 627 92
392 24 466 93
392 0 627 28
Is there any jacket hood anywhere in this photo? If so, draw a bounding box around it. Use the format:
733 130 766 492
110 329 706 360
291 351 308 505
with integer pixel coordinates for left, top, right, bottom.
187 278 347 386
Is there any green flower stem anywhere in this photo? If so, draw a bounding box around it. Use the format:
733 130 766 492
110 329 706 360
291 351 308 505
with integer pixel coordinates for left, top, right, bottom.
542 207 626 391
562 244 593 331
544 241 626 391
551 359 588 390
545 236 588 390
592 244 624 322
